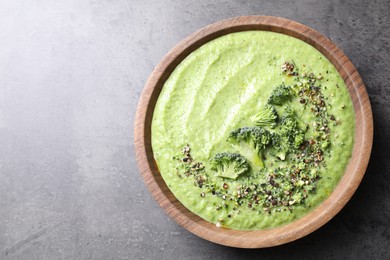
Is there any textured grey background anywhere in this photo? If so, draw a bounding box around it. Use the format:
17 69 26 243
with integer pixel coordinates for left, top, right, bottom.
0 0 389 259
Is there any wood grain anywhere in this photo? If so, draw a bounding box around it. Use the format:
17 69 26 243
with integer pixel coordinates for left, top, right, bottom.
134 16 373 248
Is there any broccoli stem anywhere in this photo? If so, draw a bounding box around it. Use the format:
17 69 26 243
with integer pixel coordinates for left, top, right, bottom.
233 143 264 170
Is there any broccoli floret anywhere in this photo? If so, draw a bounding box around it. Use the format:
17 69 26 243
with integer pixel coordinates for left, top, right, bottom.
251 105 278 128
280 114 305 149
270 109 306 160
210 152 250 179
268 84 293 105
227 126 272 170
270 133 289 161
280 114 299 131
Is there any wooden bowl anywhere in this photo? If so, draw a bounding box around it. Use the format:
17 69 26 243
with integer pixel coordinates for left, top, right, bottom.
134 16 373 248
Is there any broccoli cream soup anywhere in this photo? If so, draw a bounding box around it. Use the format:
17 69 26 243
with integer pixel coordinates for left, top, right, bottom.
151 31 355 230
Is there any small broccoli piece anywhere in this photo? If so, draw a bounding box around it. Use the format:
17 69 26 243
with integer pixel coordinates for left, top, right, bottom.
270 133 289 161
290 192 303 205
210 152 250 179
280 114 305 149
294 134 305 148
270 109 306 160
268 84 293 105
321 140 330 149
227 126 272 170
280 114 299 131
304 184 316 193
251 105 278 128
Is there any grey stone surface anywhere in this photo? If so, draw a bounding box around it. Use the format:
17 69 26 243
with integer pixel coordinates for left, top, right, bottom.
0 0 389 259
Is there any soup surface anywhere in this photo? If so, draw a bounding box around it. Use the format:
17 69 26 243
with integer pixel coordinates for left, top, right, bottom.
151 31 355 230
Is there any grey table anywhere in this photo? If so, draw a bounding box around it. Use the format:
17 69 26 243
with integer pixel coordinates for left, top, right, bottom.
0 0 389 259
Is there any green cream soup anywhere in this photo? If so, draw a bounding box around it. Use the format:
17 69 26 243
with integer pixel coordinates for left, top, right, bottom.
151 31 355 230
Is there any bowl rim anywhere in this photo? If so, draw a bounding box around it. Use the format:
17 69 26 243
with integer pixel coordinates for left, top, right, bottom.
134 15 373 248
